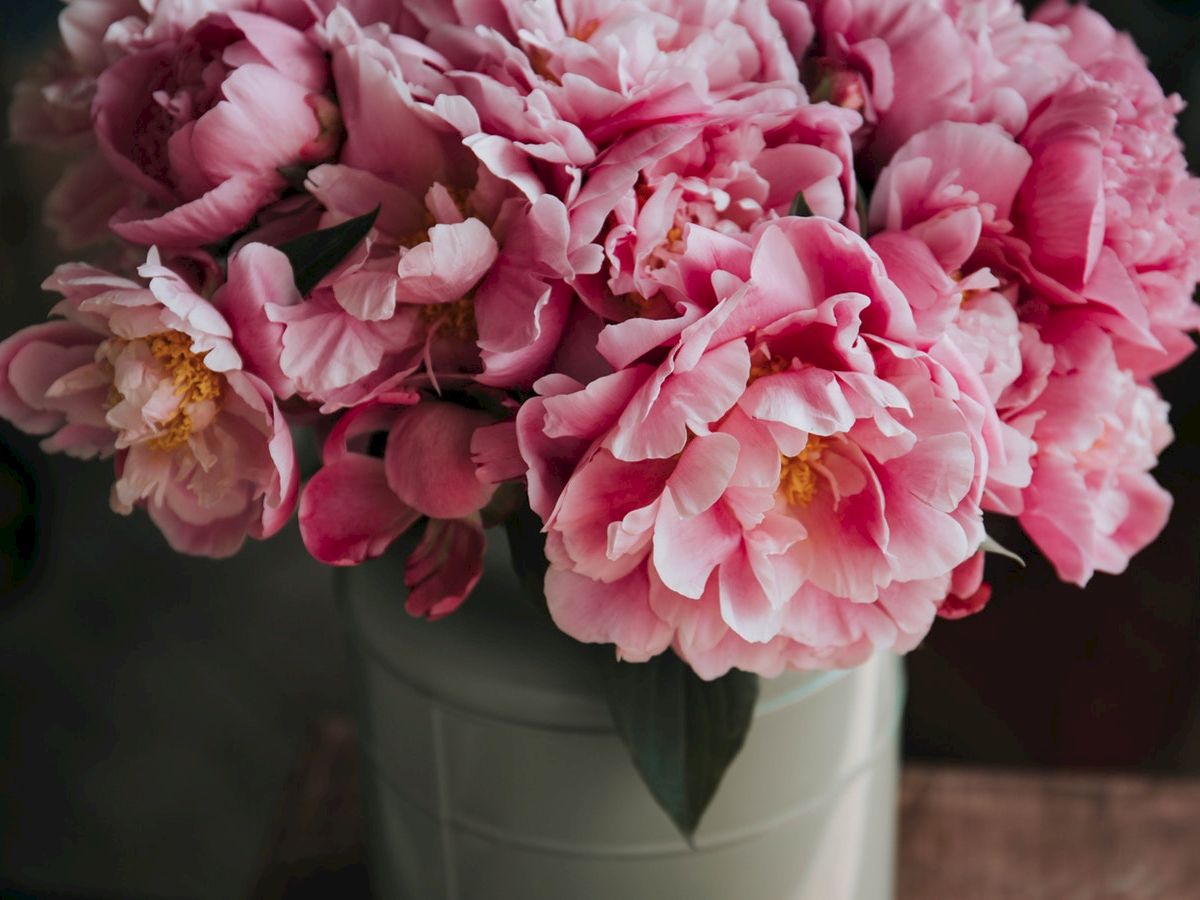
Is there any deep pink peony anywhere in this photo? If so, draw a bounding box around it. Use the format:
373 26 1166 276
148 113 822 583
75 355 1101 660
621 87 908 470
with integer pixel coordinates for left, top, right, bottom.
89 8 339 247
518 217 987 677
0 251 297 557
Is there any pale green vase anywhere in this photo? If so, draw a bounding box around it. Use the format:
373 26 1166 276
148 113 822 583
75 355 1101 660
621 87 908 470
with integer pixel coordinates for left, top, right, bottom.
338 529 903 900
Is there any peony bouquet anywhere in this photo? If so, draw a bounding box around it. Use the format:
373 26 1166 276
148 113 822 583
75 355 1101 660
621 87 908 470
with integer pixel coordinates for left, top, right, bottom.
4 0 1196 836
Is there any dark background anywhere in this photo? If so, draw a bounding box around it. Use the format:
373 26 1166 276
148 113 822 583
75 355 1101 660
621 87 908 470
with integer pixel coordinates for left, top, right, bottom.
0 2 1197 897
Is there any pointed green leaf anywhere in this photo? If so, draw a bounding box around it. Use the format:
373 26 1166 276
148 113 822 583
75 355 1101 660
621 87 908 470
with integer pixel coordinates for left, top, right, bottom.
503 499 551 615
789 190 814 217
982 533 1026 567
277 206 380 296
855 178 870 236
596 649 759 842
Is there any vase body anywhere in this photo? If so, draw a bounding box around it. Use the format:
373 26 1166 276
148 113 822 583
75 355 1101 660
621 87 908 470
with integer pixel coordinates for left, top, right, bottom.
338 530 903 900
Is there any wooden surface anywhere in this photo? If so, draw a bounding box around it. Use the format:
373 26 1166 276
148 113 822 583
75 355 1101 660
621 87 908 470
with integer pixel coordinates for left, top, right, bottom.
898 766 1200 899
252 720 1200 900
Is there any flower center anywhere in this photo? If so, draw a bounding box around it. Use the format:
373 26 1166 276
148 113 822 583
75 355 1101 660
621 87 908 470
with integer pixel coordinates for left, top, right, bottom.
146 331 223 451
779 436 825 507
420 297 477 342
749 352 789 384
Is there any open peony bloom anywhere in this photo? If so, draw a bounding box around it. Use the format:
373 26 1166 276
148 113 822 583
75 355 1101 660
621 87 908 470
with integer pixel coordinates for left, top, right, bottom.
1026 0 1200 377
518 217 987 677
1015 319 1174 587
0 250 297 557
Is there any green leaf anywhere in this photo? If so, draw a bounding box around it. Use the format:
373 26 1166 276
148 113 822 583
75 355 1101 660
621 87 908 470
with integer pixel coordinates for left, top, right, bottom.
503 498 551 615
855 178 869 236
277 206 380 296
596 650 759 843
789 190 814 217
981 533 1026 567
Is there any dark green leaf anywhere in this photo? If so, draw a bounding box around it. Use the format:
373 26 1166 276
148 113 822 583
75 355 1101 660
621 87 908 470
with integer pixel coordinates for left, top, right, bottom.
503 498 550 615
789 191 814 217
596 649 759 842
855 178 870 236
277 206 380 296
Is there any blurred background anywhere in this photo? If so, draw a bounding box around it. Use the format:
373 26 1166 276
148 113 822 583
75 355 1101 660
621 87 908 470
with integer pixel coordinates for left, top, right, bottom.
0 1 1197 898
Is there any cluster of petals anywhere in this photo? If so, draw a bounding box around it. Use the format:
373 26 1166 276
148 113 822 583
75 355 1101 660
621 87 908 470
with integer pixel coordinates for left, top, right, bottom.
860 1 1196 587
1 0 1195 675
517 218 986 676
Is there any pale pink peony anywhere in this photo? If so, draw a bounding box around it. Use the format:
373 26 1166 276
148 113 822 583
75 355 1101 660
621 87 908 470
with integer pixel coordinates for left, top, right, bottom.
1016 319 1174 587
1028 0 1200 376
0 251 298 557
298 399 493 618
867 109 1180 576
420 0 815 142
382 0 823 259
802 0 1071 164
518 217 987 676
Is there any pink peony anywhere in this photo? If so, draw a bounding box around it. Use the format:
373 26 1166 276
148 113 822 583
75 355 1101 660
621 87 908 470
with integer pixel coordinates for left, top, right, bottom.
90 9 339 247
518 217 987 677
867 106 1182 579
574 94 863 329
1028 0 1200 376
801 0 1071 164
212 8 590 405
1015 319 1174 587
0 251 297 557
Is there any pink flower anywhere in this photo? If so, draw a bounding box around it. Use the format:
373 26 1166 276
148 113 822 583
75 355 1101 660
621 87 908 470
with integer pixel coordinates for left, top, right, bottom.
91 9 338 247
1028 0 1200 376
868 112 1180 581
865 17 1199 374
803 0 1072 164
574 95 863 327
1016 320 1174 587
382 0 821 250
0 250 298 557
216 7 595 406
937 550 990 620
518 218 987 676
298 399 494 618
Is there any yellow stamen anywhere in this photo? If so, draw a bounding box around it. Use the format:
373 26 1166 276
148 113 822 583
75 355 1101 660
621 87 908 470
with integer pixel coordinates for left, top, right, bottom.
420 297 477 341
748 353 789 383
572 19 600 41
624 292 656 315
779 436 825 507
528 47 561 84
145 331 223 451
